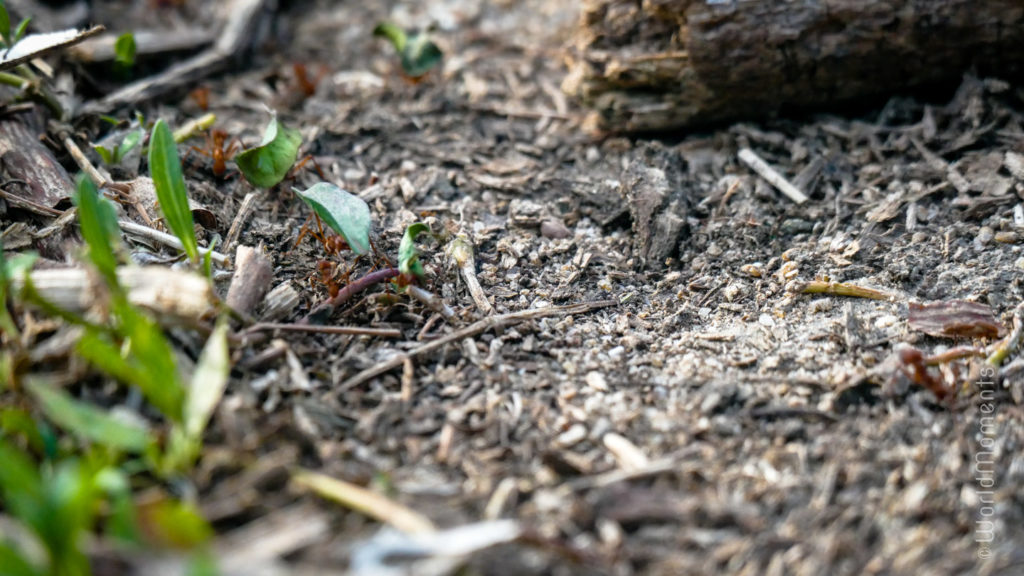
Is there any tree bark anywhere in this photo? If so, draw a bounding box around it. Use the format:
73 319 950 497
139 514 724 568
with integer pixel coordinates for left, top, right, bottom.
563 0 1024 132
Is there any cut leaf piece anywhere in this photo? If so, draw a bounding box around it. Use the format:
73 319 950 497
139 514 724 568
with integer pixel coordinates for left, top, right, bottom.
399 222 429 279
373 23 442 78
235 115 301 189
401 32 443 78
114 32 135 67
294 183 371 255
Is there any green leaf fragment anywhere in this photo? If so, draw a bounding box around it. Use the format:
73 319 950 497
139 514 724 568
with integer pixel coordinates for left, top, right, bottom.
372 22 407 52
114 32 136 67
149 119 199 262
373 22 442 78
235 115 301 189
93 144 114 165
402 33 443 78
399 222 429 279
116 128 143 162
294 183 372 255
26 380 152 453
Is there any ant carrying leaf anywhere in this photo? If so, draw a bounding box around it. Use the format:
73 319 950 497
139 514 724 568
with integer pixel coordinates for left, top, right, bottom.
373 22 443 80
235 113 301 189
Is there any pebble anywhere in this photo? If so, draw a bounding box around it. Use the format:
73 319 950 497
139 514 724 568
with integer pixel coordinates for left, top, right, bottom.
585 371 609 391
540 218 571 239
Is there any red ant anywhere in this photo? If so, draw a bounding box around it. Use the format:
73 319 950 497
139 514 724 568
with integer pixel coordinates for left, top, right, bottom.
295 213 354 297
189 86 210 111
291 63 327 99
288 154 328 181
190 129 240 178
898 348 951 401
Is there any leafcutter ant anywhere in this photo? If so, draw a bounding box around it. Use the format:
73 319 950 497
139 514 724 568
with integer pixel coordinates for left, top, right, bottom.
190 129 240 178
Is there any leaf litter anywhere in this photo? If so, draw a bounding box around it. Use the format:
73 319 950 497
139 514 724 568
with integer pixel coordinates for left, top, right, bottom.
1 1 1023 575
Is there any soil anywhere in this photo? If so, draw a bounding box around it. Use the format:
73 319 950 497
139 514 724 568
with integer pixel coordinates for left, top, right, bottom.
4 1 1024 575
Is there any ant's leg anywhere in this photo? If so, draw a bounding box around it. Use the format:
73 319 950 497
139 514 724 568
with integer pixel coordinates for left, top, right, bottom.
293 214 316 249
290 154 328 180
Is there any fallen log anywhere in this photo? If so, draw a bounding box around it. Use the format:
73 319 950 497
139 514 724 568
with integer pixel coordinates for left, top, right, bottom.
563 0 1024 132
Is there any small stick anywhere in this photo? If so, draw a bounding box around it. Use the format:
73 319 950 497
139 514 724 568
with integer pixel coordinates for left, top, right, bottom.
242 322 402 338
0 26 105 73
447 233 494 315
923 346 987 365
407 284 456 322
60 133 106 189
335 299 617 393
173 112 217 143
118 219 229 266
301 267 400 325
0 187 64 216
224 189 261 252
791 280 894 301
738 148 809 204
291 468 435 534
401 357 415 403
61 133 156 227
987 304 1024 367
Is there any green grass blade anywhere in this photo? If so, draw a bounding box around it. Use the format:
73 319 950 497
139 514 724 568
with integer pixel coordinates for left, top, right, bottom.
185 320 229 441
77 323 185 424
26 380 153 454
72 175 121 285
148 119 198 262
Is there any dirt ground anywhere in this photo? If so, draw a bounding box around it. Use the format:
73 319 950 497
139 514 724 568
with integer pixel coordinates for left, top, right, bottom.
6 0 1024 574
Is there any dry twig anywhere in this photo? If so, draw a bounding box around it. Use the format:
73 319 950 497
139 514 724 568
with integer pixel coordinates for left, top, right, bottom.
738 148 809 204
335 300 617 393
791 279 894 301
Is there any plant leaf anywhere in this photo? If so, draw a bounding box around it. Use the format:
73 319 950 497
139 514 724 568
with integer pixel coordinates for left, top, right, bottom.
0 542 40 576
114 32 135 67
372 22 407 52
401 32 443 78
235 115 301 189
399 222 429 279
294 183 371 255
93 144 114 165
0 3 10 48
116 128 143 163
137 497 212 548
185 320 229 441
72 175 121 285
0 438 42 519
77 323 185 424
12 17 29 44
149 119 198 262
0 246 36 336
26 380 152 453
